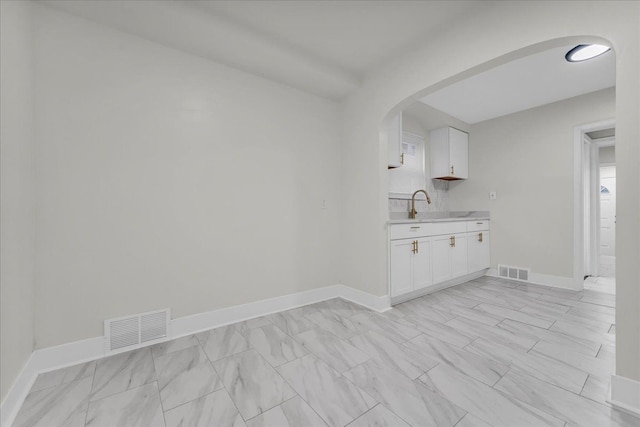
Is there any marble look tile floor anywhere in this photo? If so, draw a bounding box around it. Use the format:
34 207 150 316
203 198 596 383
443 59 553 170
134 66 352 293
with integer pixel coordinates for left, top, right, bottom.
13 277 640 427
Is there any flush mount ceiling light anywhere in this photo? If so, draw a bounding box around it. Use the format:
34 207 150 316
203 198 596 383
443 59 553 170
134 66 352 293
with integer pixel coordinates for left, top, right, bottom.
565 44 611 62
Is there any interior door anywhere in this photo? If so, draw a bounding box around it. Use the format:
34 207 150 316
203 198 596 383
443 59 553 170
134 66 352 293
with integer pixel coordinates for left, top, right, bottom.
599 165 616 277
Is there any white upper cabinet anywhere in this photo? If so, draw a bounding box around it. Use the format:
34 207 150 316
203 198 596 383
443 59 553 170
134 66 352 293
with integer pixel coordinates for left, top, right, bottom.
387 112 403 168
430 127 468 180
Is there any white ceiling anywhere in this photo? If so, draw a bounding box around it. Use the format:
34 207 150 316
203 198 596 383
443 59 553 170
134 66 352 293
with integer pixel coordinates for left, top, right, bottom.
191 1 486 76
40 0 486 100
418 44 616 124
40 1 615 113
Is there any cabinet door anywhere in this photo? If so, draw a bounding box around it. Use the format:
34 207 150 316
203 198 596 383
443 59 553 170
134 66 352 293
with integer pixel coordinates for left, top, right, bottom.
449 128 469 179
451 233 468 278
431 235 452 284
390 239 413 297
388 113 403 168
412 237 432 291
468 231 490 272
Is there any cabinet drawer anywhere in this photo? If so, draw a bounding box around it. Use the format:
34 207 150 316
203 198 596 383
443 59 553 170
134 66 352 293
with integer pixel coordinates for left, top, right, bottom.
390 221 468 240
467 220 489 232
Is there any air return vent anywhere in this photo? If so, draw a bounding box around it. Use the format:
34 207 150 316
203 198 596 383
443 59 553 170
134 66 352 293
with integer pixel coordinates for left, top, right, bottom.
105 308 170 354
497 264 531 282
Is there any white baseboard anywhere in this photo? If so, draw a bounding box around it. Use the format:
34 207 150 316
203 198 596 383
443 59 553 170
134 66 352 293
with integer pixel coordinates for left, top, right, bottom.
337 284 391 312
486 269 582 291
0 284 389 427
610 374 640 417
171 285 345 338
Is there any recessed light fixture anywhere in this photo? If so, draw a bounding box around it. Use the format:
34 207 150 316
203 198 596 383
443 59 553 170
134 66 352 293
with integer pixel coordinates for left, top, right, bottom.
565 44 611 62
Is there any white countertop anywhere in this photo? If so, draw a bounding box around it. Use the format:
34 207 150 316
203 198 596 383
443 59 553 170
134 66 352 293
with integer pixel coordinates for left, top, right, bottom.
388 211 490 224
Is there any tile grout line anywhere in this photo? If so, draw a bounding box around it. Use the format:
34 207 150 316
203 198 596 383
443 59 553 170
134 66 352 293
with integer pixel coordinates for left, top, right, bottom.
82 361 98 426
148 348 168 427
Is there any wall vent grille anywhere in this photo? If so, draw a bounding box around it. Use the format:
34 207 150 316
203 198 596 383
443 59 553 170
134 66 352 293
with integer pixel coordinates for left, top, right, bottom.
497 264 531 282
105 308 170 354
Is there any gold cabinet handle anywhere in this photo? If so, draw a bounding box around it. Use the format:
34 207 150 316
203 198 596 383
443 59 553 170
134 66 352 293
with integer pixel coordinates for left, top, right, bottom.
410 226 420 229
450 165 454 175
450 236 455 247
411 240 417 254
416 240 419 254
401 153 404 165
478 232 483 242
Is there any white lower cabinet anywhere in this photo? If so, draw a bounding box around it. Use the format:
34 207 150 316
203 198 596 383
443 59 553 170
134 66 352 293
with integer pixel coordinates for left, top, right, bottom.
468 230 490 272
430 233 468 284
390 237 432 297
390 220 488 300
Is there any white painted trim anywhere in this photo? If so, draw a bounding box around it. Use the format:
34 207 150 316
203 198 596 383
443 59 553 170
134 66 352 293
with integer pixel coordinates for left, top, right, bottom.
573 119 616 289
0 336 104 427
610 374 640 417
486 269 581 291
0 284 389 427
171 285 343 338
595 136 615 148
338 284 391 312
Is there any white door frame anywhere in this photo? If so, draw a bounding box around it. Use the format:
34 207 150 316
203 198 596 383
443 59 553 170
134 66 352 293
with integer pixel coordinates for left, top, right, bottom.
573 119 615 288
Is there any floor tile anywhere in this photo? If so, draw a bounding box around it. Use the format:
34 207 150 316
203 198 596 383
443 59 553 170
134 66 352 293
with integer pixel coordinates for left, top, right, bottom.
91 348 156 401
348 330 438 379
347 404 410 427
349 312 421 343
295 328 370 373
530 339 613 378
581 292 615 308
418 364 564 427
154 345 222 410
402 313 474 347
277 354 376 427
445 316 537 351
150 335 199 358
30 361 96 393
580 374 611 405
267 310 316 336
404 335 509 386
233 316 273 333
497 318 602 357
85 382 164 427
164 389 245 427
344 359 466 426
472 303 554 329
197 325 251 362
13 377 92 427
494 369 632 427
433 304 503 326
311 298 370 318
454 413 493 427
550 318 615 345
242 323 307 367
214 349 296 420
245 396 327 427
466 338 588 394
305 310 361 339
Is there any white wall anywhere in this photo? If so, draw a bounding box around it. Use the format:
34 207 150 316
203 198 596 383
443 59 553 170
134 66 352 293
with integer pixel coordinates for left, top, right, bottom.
32 5 341 348
448 88 615 278
339 1 639 382
0 0 36 401
600 145 615 164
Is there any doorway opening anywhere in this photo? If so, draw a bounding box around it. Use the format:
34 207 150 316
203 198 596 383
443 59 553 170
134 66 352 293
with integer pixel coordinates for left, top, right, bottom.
578 121 616 294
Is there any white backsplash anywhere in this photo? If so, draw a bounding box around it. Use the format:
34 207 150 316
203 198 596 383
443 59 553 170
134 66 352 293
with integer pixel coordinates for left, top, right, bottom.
389 179 449 214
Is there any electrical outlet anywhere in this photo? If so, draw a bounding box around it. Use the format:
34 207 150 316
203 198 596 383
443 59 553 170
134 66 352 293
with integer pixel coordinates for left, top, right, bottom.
489 192 497 200
321 199 328 209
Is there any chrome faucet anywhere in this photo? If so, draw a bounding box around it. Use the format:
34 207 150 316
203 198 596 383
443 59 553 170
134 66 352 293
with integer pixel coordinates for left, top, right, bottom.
410 189 432 219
